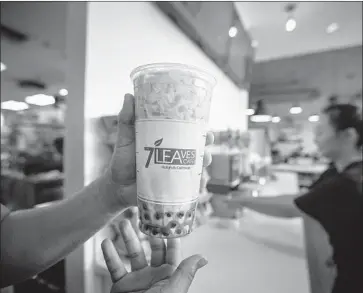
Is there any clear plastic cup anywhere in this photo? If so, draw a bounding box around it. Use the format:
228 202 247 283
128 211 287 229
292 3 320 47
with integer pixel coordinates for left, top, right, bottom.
130 63 216 238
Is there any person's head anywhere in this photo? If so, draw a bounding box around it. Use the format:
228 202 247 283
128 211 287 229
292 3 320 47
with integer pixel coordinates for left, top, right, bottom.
314 104 362 161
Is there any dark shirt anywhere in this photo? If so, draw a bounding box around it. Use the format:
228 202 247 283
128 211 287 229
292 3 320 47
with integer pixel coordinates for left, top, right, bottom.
295 161 363 293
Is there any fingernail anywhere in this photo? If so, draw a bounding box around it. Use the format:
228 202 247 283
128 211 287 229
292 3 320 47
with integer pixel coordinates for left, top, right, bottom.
197 257 208 269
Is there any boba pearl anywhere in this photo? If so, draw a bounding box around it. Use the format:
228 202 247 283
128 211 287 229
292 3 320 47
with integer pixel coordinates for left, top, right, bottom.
175 228 182 235
165 212 173 218
177 212 185 219
155 212 163 220
144 213 150 221
142 203 148 210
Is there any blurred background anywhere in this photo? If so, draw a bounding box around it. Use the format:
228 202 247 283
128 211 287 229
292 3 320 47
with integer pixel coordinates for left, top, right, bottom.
1 2 362 293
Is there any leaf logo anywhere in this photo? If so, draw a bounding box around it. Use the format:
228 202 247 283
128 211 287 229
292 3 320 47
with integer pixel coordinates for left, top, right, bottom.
154 138 163 146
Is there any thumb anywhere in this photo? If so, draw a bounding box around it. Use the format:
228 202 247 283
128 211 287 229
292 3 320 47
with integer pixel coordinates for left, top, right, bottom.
115 94 135 148
166 255 208 293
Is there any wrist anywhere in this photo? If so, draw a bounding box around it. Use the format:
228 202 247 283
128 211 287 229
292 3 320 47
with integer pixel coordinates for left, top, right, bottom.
99 171 130 212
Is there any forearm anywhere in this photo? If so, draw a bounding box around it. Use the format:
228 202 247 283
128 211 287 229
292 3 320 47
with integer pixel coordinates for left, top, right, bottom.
0 174 128 287
243 195 302 218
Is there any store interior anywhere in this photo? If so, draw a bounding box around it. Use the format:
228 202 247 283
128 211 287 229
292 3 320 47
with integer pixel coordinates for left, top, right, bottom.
1 2 362 293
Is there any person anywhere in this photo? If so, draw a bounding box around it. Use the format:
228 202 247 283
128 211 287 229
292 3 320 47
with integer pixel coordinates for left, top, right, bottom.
101 219 207 293
0 93 213 288
226 104 363 293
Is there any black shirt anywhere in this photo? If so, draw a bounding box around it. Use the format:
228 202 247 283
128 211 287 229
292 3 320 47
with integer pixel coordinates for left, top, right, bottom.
295 161 363 293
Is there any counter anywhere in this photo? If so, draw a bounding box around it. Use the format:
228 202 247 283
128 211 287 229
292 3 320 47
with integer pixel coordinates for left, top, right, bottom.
95 171 310 293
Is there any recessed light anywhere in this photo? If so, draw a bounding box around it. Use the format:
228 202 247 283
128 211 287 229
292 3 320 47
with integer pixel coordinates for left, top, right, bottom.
1 100 29 111
229 26 238 38
271 116 281 123
326 23 339 34
1 62 7 72
59 88 68 96
308 115 319 122
251 40 259 48
290 106 302 114
25 94 55 106
285 18 297 32
246 108 255 116
250 115 272 123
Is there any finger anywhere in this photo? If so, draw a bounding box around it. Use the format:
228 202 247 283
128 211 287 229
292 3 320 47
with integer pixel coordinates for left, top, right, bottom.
115 94 135 148
119 220 148 271
149 236 166 267
205 132 214 146
200 173 208 192
166 238 182 267
202 151 212 167
118 94 135 126
101 239 128 282
166 255 208 293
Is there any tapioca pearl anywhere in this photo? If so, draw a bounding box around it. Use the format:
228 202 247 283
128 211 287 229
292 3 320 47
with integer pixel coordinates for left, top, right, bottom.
186 211 193 219
170 221 177 229
144 213 150 221
155 212 164 220
165 212 173 218
161 228 170 237
175 228 182 235
142 203 148 210
152 229 159 236
177 212 185 219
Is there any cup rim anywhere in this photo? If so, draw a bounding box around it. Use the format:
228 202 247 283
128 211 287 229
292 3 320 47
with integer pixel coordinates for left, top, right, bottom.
130 62 216 87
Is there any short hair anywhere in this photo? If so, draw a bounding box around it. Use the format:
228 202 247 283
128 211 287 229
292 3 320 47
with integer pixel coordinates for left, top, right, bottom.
322 104 362 148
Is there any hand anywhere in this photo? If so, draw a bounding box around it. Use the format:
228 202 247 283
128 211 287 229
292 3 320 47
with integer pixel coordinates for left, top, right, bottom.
102 220 208 293
106 94 214 207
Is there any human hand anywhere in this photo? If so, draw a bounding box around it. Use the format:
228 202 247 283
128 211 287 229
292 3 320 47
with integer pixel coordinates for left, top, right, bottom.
102 220 208 293
105 93 214 207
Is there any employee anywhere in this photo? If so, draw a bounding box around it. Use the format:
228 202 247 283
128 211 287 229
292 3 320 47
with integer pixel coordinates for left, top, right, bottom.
0 93 213 287
227 104 363 293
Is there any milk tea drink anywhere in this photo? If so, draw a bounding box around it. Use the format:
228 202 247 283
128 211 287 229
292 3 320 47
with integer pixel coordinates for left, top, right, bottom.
130 63 216 238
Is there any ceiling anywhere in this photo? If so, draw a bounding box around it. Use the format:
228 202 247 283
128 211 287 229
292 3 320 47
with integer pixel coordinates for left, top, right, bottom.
235 1 362 61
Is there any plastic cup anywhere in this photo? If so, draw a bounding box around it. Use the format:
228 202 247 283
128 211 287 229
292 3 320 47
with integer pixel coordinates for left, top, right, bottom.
130 63 216 238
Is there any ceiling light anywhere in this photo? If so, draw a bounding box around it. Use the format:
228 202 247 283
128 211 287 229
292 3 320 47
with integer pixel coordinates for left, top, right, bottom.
326 22 339 34
250 100 271 122
251 115 272 123
59 88 68 96
285 18 297 32
271 116 281 123
251 40 259 48
229 26 238 38
1 100 29 111
290 106 302 114
1 62 7 72
25 94 55 106
246 108 255 116
284 3 297 32
308 115 320 122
